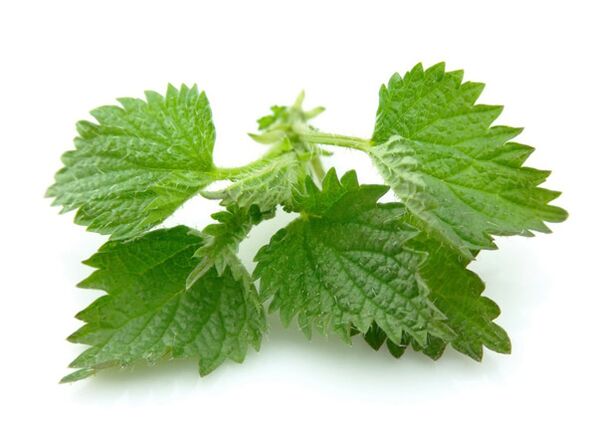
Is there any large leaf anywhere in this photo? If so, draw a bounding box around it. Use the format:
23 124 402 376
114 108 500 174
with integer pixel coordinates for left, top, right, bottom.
47 85 217 239
371 63 567 256
62 226 265 383
254 169 453 346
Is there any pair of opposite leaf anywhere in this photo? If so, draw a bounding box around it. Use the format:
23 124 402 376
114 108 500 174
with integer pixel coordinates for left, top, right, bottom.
47 63 566 383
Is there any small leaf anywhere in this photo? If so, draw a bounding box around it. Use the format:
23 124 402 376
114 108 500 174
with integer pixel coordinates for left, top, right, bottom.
187 205 275 288
202 150 307 211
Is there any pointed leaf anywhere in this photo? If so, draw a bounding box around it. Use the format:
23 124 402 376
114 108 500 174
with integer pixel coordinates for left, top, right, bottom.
371 63 567 256
67 226 265 381
47 85 217 239
254 169 453 346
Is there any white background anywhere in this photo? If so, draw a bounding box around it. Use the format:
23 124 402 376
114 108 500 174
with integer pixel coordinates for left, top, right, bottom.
1 1 595 429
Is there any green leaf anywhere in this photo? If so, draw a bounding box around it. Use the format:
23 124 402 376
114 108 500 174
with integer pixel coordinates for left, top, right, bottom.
413 234 511 360
254 93 325 137
47 85 217 239
202 147 308 211
257 105 289 132
254 169 453 346
357 225 511 361
186 204 275 288
60 368 96 384
65 226 265 382
358 323 447 359
371 62 567 256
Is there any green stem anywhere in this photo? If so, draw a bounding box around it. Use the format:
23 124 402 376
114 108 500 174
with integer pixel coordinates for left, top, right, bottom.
300 131 371 152
214 143 290 179
213 130 369 182
310 156 326 183
215 163 257 179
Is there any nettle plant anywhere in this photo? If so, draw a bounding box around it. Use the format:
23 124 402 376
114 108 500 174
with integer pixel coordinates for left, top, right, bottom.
48 63 566 383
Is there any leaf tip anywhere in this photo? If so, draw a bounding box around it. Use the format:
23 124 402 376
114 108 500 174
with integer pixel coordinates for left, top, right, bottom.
60 368 95 384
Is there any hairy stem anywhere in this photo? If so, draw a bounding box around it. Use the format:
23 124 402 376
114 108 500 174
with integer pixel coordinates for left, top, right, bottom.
213 129 369 183
300 131 371 152
214 143 290 179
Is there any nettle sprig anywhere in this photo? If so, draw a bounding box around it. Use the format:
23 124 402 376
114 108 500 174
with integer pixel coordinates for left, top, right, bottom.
47 63 567 383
